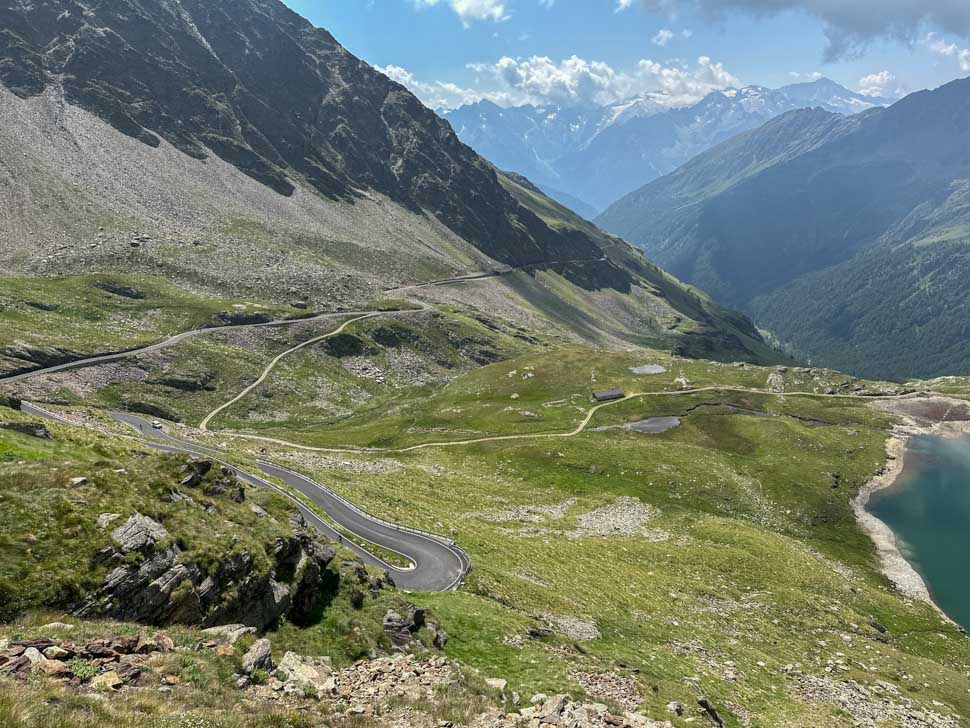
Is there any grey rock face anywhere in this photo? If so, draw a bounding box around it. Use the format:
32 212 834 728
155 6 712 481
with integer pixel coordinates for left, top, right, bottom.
241 639 273 675
382 606 427 652
80 511 337 630
111 513 169 554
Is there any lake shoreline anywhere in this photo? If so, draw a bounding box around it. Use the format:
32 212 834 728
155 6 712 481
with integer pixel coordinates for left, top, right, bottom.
854 400 970 623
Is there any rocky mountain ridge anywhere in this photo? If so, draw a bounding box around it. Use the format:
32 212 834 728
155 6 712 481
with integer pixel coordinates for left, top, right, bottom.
445 78 888 213
597 76 970 380
0 0 774 362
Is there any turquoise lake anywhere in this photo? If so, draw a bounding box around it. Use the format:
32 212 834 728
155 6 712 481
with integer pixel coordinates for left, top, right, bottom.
868 434 970 630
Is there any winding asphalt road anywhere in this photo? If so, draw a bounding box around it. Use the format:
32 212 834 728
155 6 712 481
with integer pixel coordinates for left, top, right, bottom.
0 257 622 592
0 311 367 385
20 403 468 592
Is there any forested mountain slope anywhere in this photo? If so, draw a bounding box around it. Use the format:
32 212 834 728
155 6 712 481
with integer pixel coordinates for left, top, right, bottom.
598 78 970 380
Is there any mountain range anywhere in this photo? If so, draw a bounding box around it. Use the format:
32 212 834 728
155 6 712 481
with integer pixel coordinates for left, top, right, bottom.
445 78 889 214
0 0 773 364
597 77 970 381
3 2 970 726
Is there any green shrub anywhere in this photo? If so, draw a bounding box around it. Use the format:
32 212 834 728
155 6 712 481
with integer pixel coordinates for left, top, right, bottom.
69 657 97 683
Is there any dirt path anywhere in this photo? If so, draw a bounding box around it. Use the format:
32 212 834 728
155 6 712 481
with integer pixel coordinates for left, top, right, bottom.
198 312 386 431
200 387 923 455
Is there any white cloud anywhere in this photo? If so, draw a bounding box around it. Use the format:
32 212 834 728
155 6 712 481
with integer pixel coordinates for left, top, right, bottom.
857 71 904 98
378 64 513 110
392 53 741 110
925 32 970 71
414 0 508 26
616 0 635 11
635 0 970 60
788 71 823 81
652 28 675 46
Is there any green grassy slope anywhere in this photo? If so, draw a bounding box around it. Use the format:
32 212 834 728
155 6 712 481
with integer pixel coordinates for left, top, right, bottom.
226 348 970 727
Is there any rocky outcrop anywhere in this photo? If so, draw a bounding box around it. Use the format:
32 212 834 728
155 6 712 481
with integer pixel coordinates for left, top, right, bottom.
209 311 273 327
78 511 338 630
0 631 174 689
92 281 146 299
241 639 274 675
148 371 216 392
125 402 182 423
382 607 426 652
519 694 671 728
0 343 82 368
0 422 51 439
0 396 22 411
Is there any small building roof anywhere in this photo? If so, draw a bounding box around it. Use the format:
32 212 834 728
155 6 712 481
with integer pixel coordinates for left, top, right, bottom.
592 388 625 402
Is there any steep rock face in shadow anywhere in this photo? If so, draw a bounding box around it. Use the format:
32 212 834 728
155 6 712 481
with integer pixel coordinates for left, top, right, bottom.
0 0 776 364
78 510 338 630
0 0 600 268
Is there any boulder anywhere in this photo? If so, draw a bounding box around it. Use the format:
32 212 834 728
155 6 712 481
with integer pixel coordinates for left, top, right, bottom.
201 624 257 645
0 396 22 411
276 651 330 687
91 670 124 690
40 659 70 677
43 645 71 660
535 695 567 723
111 513 169 554
39 622 75 633
179 459 213 488
66 477 88 488
241 639 273 675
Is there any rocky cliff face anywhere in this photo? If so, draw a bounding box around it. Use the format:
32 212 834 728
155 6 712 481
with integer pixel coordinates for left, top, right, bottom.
79 508 338 630
0 0 599 268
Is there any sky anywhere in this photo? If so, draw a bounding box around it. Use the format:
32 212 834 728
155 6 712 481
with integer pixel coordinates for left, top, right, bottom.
283 0 970 111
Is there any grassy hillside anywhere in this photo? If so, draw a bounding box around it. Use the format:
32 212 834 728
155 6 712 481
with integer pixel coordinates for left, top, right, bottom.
4 345 967 725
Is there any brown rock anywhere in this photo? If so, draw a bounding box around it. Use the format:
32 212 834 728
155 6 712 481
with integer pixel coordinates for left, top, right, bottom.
134 634 158 654
154 634 175 653
41 659 71 677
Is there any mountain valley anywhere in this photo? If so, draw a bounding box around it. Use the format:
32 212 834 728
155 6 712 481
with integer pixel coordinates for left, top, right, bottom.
0 1 968 727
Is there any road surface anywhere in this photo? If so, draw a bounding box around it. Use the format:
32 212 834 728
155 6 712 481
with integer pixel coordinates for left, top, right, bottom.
0 311 367 385
21 404 468 592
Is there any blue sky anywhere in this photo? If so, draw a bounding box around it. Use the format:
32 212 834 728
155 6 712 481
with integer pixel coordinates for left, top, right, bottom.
283 1 970 110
